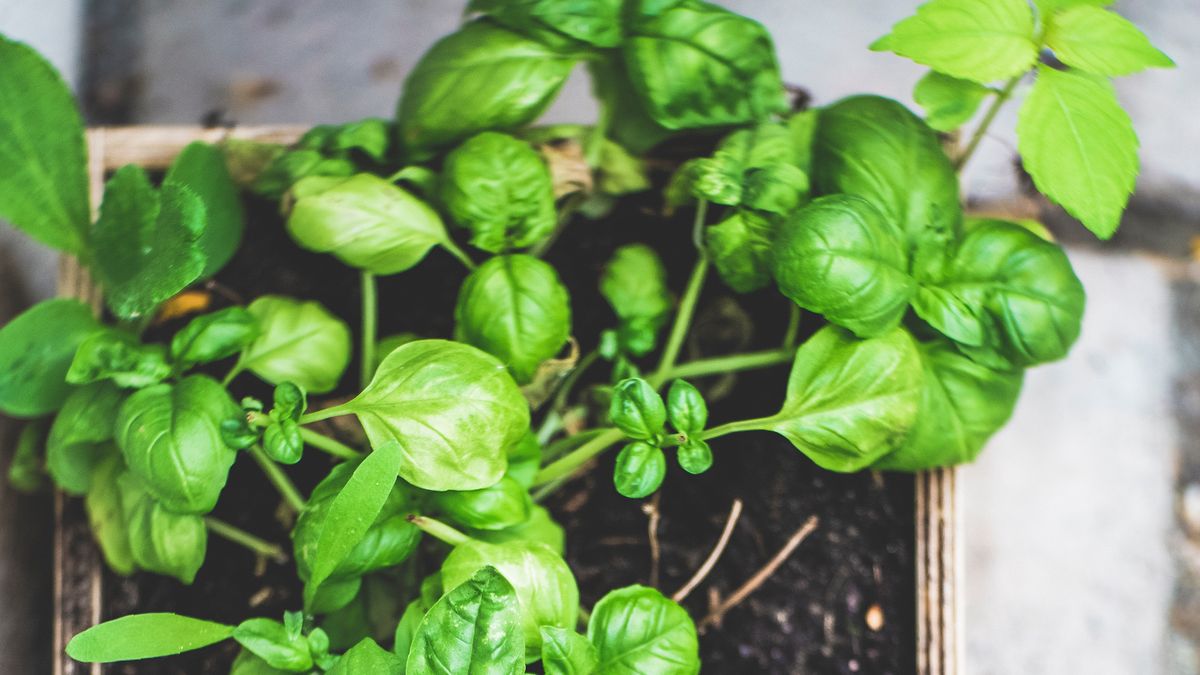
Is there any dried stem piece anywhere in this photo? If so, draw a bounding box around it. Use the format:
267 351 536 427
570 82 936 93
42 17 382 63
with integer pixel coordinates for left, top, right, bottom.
699 515 819 632
643 493 663 587
673 499 744 602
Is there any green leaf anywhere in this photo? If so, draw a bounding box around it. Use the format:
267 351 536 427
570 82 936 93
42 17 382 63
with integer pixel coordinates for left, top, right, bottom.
455 254 572 384
252 149 355 200
0 36 88 253
613 441 666 499
875 340 1023 470
170 306 259 368
396 20 577 155
1046 6 1174 76
913 71 990 131
772 195 917 338
328 638 405 675
609 378 666 440
870 0 1038 83
504 431 542 489
392 601 423 669
164 142 245 277
406 566 526 673
677 439 713 475
588 56 675 154
85 454 136 575
300 118 392 162
0 298 102 418
470 0 624 47
304 441 405 610
233 618 313 672
540 626 599 675
468 504 566 555
236 296 352 393
287 174 448 275
441 132 556 254
119 473 207 583
1034 0 1111 16
66 331 172 388
66 613 233 663
760 326 923 472
1018 66 1138 239
336 340 530 491
230 649 291 675
263 419 303 465
8 421 48 493
91 166 207 319
625 1 785 129
115 375 241 514
813 95 961 251
912 219 1085 367
441 540 579 659
46 382 124 495
600 244 671 356
588 585 700 675
705 209 779 293
667 379 707 436
435 476 532 532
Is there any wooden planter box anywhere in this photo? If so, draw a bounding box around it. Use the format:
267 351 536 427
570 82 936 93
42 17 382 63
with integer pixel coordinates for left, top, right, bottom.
52 126 962 675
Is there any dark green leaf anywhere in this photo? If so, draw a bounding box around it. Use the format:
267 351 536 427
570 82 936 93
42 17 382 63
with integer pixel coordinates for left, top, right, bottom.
406 566 525 673
8 421 48 493
119 473 207 583
588 585 699 674
0 298 102 417
613 441 666 499
588 56 675 154
609 378 666 440
705 209 777 293
66 613 233 663
170 306 259 368
47 382 124 494
392 601 424 667
436 476 532 532
85 454 136 575
164 142 245 277
913 71 990 131
263 419 303 465
667 379 707 436
600 244 670 356
327 638 404 675
540 626 599 675
233 618 313 672
676 438 713 475
236 296 352 393
66 331 172 388
470 0 624 47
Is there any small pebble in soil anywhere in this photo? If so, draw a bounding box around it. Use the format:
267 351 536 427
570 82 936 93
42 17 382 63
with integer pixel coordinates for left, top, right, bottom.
867 604 886 632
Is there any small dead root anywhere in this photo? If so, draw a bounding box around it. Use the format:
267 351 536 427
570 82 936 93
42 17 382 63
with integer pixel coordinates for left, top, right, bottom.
698 515 819 633
673 499 744 602
643 493 663 587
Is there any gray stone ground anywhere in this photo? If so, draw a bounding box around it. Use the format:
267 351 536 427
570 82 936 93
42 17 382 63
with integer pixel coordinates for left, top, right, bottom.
1 1 1198 672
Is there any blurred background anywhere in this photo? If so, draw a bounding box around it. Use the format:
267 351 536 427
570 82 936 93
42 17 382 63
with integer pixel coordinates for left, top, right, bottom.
0 1 1196 673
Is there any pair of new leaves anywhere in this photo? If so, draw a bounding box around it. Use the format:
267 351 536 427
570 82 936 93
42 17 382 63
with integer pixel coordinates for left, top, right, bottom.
610 379 711 498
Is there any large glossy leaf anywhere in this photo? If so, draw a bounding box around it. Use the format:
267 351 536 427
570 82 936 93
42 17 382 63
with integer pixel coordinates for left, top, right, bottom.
624 1 784 130
759 326 923 472
0 298 103 417
0 36 89 253
66 613 233 663
66 330 172 388
870 0 1039 83
164 142 245 277
1046 6 1174 77
772 195 916 338
406 566 525 674
333 340 530 491
327 638 404 675
455 255 572 384
587 585 700 675
588 57 674 154
232 618 313 671
169 306 259 369
875 340 1023 471
469 0 624 47
119 473 207 584
1017 66 1138 239
46 382 124 495
468 504 565 555
540 626 599 675
396 20 576 156
435 476 532 532
236 296 352 394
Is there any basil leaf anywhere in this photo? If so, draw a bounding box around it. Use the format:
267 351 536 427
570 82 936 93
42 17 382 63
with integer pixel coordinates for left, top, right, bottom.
406 566 525 674
441 132 556 254
624 0 785 130
233 618 313 672
436 476 532 532
396 20 576 155
588 585 700 675
441 540 579 659
164 142 245 278
912 219 1085 368
334 340 529 491
813 95 961 252
667 379 707 436
600 244 671 357
287 174 448 275
613 441 666 499
66 331 172 388
1046 6 1174 76
0 35 89 253
505 431 542 489
328 638 404 675
263 419 303 465
540 626 599 675
870 0 1038 83
170 306 259 368
301 118 392 162
455 254 572 384
1017 66 1138 239
588 57 674 154
252 149 356 201
8 421 48 493
230 649 290 675
46 382 125 495
236 296 352 394
913 70 990 132
875 340 1023 471
302 441 406 610
65 613 233 663
676 437 714 475
115 375 241 514
85 454 136 575
392 601 424 667
470 0 624 47
0 298 102 418
119 473 207 584
92 166 207 319
772 195 917 338
609 378 666 440
760 326 923 472
468 504 566 555
705 209 778 293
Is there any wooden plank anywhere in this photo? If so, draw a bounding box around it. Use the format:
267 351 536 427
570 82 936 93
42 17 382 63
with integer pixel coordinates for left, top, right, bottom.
915 467 962 675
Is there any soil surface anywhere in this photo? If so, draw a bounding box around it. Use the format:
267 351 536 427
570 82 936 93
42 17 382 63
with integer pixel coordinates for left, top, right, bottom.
76 160 915 674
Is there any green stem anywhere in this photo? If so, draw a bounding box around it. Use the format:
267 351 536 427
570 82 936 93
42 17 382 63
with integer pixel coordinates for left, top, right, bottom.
955 75 1022 173
204 517 287 562
654 347 795 386
360 271 378 389
299 406 350 425
654 201 710 381
700 417 775 441
298 427 363 460
552 349 600 413
441 239 477 271
783 305 801 349
407 515 470 547
221 363 243 387
248 445 307 513
533 427 625 487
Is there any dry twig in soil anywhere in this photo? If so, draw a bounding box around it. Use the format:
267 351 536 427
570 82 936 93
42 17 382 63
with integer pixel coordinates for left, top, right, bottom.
673 499 744 602
643 493 662 587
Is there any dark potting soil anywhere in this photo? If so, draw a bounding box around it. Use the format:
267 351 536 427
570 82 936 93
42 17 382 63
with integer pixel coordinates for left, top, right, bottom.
83 170 915 674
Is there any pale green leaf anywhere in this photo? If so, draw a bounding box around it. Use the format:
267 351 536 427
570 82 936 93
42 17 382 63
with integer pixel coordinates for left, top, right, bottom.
1046 6 1174 76
66 613 233 663
913 71 990 131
